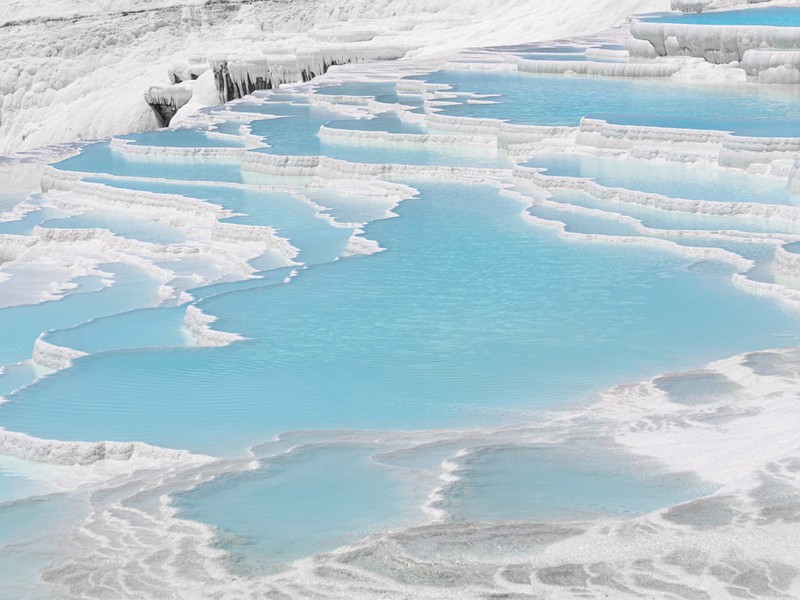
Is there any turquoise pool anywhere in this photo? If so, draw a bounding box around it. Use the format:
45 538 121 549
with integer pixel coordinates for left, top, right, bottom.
417 71 800 132
640 7 800 27
3 183 798 457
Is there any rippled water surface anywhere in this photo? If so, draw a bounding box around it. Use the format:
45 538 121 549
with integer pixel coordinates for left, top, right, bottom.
3 183 799 457
420 70 800 129
526 153 800 204
3 49 800 589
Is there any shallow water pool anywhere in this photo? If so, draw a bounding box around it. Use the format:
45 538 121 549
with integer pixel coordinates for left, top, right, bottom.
525 152 800 204
3 183 799 456
417 71 800 132
640 7 800 27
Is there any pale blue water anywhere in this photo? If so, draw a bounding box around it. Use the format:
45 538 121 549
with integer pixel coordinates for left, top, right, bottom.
0 460 82 600
119 128 246 148
176 443 425 573
0 363 39 399
259 90 310 103
543 189 800 236
654 371 743 406
0 193 22 214
642 7 800 27
325 115 426 134
315 81 411 106
525 153 799 204
0 264 159 367
188 267 296 302
316 82 397 96
449 442 714 522
522 46 584 54
6 47 800 585
228 102 310 116
54 143 245 183
41 212 187 244
0 204 64 235
0 494 85 600
591 112 800 138
416 71 800 132
528 205 643 237
533 198 778 280
527 198 777 276
176 436 713 572
672 238 776 276
247 107 506 167
517 53 625 63
176 425 718 571
44 306 189 354
301 187 397 224
3 184 799 457
209 120 248 135
0 469 44 503
224 100 499 165
89 178 354 265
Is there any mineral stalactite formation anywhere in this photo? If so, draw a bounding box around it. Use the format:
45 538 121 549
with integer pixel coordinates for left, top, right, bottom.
210 46 406 103
144 86 194 127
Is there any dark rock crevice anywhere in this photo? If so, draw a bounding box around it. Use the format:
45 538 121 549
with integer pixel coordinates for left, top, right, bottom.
144 86 193 127
210 46 406 103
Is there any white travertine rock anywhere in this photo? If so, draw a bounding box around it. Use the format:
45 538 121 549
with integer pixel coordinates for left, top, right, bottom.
183 304 247 347
742 48 800 83
144 85 194 126
0 0 668 154
516 57 683 77
211 45 408 103
631 18 800 63
32 336 88 371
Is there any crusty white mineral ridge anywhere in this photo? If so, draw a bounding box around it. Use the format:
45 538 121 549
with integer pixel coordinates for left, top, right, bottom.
0 0 667 155
631 16 800 63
